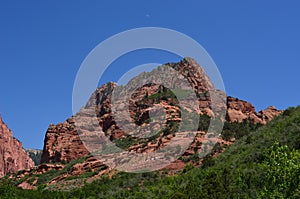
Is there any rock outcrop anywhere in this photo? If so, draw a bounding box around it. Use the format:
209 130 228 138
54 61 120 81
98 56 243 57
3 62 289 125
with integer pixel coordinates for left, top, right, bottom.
40 117 90 164
40 58 283 165
0 116 34 177
226 96 283 124
11 156 111 190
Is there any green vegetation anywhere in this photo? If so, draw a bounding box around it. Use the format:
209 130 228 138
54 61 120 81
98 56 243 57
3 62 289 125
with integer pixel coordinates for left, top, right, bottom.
1 106 300 198
113 119 179 150
259 141 300 198
113 136 138 150
198 113 210 132
36 157 86 186
222 118 262 141
148 86 178 104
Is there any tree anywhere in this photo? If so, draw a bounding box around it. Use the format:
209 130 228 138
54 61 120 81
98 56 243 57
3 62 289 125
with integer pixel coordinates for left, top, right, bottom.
259 141 300 198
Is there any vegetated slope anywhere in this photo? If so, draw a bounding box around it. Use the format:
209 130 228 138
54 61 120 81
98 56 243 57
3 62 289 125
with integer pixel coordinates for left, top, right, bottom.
1 106 299 199
64 106 300 199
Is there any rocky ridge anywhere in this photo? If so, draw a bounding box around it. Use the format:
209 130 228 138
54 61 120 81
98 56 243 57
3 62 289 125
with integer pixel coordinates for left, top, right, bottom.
227 96 284 124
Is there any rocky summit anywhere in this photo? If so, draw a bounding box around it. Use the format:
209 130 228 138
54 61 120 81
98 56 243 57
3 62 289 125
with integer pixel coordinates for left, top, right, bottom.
40 58 283 166
0 116 34 177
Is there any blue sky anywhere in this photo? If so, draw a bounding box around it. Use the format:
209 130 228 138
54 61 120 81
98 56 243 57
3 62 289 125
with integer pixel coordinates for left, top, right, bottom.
0 0 299 149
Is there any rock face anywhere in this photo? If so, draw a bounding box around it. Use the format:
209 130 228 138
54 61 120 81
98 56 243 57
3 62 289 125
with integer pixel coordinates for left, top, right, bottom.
40 58 283 164
0 116 34 177
40 118 90 163
226 96 283 124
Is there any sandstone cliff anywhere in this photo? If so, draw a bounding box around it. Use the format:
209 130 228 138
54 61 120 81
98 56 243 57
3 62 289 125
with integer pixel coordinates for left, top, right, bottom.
0 116 34 177
40 117 90 163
